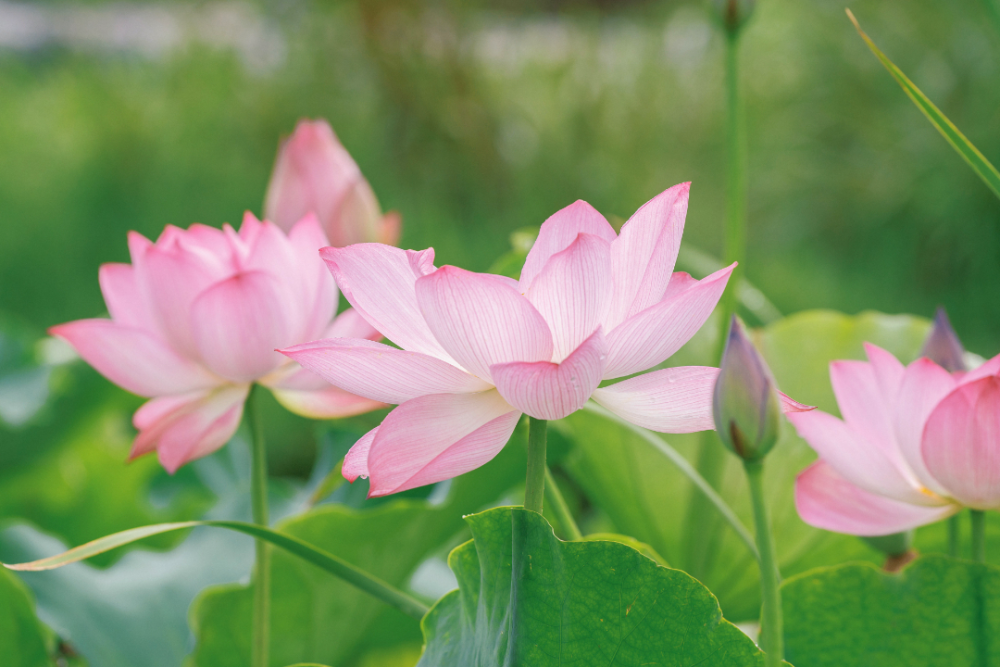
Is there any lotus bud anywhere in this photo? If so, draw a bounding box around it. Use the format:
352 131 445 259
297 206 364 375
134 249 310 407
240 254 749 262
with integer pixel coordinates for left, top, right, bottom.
920 306 966 373
711 0 756 33
713 316 781 462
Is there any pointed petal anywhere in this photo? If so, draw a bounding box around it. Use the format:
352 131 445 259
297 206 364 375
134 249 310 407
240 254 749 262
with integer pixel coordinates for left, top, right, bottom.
661 271 699 302
416 266 553 381
50 319 216 397
285 213 338 340
99 263 154 329
321 244 453 362
271 385 385 420
190 270 291 382
606 182 689 329
829 360 901 465
324 307 381 341
593 365 718 433
894 358 956 494
602 263 734 379
491 330 606 420
864 342 906 401
280 338 491 404
130 385 249 473
788 409 933 506
343 427 378 482
922 376 1000 509
961 352 1000 384
366 390 520 496
796 461 956 536
519 200 617 292
525 233 612 361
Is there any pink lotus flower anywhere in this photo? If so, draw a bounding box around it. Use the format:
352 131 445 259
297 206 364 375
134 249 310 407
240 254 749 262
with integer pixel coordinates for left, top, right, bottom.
51 214 384 473
790 344 1000 536
264 119 400 248
283 183 807 497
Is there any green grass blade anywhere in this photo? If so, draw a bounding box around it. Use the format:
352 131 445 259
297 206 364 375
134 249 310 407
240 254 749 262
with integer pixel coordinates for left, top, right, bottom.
846 9 1000 201
3 519 429 619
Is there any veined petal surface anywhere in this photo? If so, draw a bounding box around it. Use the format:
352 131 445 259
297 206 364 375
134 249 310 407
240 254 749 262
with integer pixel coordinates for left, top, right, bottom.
592 366 718 433
519 200 617 292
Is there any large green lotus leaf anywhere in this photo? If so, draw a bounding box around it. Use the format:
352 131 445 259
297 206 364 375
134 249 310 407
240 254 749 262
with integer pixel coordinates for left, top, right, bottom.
563 310 930 620
186 422 528 667
418 506 768 666
783 555 1000 666
0 567 52 667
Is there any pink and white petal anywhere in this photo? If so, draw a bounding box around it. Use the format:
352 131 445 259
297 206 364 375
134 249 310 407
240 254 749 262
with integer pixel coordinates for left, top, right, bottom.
591 366 718 433
324 307 381 342
660 271 698 302
829 360 901 464
130 385 249 473
525 233 612 362
190 270 292 383
602 263 734 379
280 338 491 404
321 244 454 362
284 214 340 339
180 223 235 260
894 358 957 495
780 392 815 413
863 343 906 403
519 200 618 292
961 352 1000 384
366 390 520 497
922 377 1000 509
796 461 957 536
50 319 217 397
490 329 606 420
787 409 933 506
416 266 553 381
99 263 154 329
127 231 153 265
606 183 690 329
271 385 385 420
343 427 378 482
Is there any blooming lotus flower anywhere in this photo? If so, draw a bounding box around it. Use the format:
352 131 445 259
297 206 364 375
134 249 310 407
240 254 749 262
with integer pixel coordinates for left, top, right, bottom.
790 342 1000 536
283 183 809 497
51 214 384 473
264 119 400 248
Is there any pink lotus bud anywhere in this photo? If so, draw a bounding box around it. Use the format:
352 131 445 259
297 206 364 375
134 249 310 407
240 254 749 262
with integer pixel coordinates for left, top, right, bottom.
264 119 400 247
920 306 966 373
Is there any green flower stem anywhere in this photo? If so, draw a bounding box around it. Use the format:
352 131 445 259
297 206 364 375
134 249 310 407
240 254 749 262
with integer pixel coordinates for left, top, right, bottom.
684 22 749 579
971 509 986 563
949 513 961 558
524 418 548 513
744 460 783 666
247 385 271 667
544 466 583 541
584 403 759 562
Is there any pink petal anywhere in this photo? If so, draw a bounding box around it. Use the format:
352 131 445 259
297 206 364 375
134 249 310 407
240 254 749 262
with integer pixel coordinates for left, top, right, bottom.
325 307 381 341
829 360 906 472
796 460 957 536
961 352 1000 384
788 408 933 506
415 266 553 381
602 263 734 379
99 263 154 329
922 376 1000 508
270 385 385 420
130 385 249 473
606 182 690 329
343 427 378 482
366 390 520 496
50 319 216 397
518 200 617 292
279 338 491 404
894 358 956 495
780 392 815 413
864 342 906 401
660 271 699 302
322 244 454 362
190 270 292 382
591 366 718 433
286 214 338 340
490 330 606 420
524 233 612 362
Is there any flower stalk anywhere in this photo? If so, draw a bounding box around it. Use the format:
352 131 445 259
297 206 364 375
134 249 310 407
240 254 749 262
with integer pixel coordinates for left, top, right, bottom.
949 513 961 558
971 509 986 563
247 385 271 667
545 466 583 541
745 460 783 665
524 417 548 513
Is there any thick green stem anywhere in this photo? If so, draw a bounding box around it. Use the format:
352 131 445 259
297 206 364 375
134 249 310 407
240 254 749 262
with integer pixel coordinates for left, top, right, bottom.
247 385 271 667
683 23 749 578
545 467 583 541
745 460 783 666
524 418 548 513
971 509 986 563
949 513 961 558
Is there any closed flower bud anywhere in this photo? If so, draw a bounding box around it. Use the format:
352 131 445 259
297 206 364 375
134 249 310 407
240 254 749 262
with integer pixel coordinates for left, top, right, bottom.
920 306 966 373
711 0 756 33
713 316 781 462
